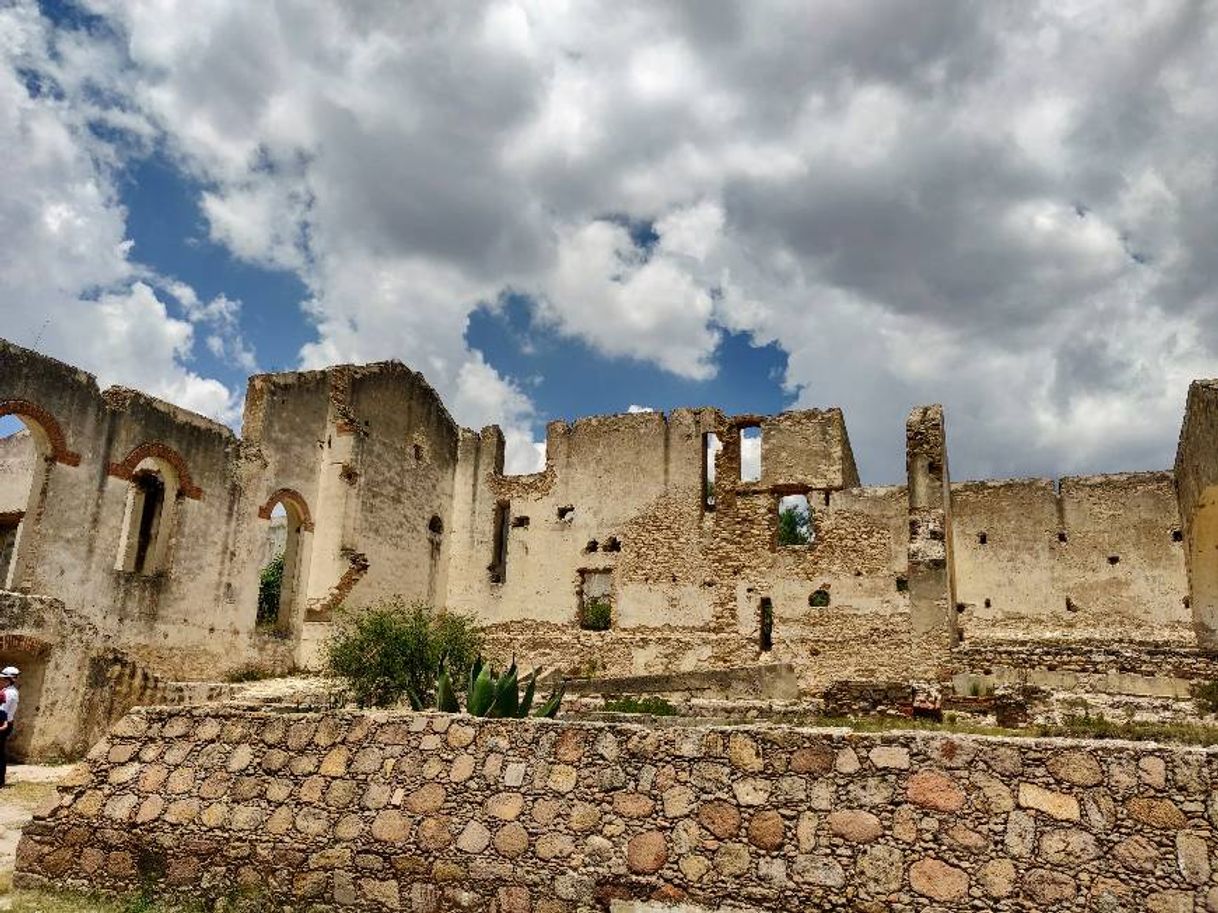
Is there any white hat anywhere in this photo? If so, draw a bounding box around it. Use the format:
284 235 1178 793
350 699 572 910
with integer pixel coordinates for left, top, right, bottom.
1 666 18 677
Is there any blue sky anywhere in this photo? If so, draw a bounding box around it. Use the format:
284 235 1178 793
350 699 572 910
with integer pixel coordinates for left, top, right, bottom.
4 2 1218 482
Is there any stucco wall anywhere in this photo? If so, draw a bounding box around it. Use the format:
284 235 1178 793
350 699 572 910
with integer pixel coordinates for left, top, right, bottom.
951 472 1189 644
448 408 922 690
0 429 33 514
1175 379 1218 646
17 705 1218 912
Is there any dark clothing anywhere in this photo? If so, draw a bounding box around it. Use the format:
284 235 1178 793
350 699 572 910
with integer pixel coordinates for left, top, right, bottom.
0 708 8 787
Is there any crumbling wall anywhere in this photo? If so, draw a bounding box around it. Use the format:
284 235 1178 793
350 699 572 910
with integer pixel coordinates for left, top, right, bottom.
448 408 917 690
0 429 33 513
18 704 1218 913
951 472 1188 644
1175 378 1218 647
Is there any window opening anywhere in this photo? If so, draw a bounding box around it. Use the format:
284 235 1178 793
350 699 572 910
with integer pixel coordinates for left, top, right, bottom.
256 497 310 630
510 516 530 528
585 539 599 553
895 576 909 593
759 597 773 651
1171 528 1183 543
977 531 987 545
0 415 45 589
557 505 574 522
739 426 761 482
489 502 509 583
603 536 621 552
777 494 812 546
1058 531 1068 543
117 469 168 576
809 589 830 608
702 432 720 510
579 569 613 631
1107 555 1120 565
429 515 444 535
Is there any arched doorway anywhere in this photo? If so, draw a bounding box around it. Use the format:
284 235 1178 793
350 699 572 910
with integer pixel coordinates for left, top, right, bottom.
256 490 313 631
0 634 50 761
0 402 74 591
1190 486 1218 648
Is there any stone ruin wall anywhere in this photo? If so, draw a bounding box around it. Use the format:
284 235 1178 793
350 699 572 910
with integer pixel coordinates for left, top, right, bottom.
1176 379 1218 648
0 338 463 756
17 704 1218 912
445 408 932 692
951 471 1190 645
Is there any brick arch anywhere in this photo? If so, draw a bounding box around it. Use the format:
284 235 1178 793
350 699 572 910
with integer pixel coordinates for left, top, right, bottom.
107 442 203 500
0 633 53 658
257 488 315 532
0 399 81 466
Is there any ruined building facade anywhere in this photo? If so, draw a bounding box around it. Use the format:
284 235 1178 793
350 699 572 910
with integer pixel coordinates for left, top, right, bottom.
2 337 1217 758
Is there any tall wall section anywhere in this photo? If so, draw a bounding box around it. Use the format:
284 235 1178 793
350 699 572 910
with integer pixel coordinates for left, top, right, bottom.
447 408 937 691
1176 379 1218 648
951 472 1189 644
17 704 1218 912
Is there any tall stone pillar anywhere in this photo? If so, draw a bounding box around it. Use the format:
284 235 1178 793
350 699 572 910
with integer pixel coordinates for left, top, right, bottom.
906 405 958 660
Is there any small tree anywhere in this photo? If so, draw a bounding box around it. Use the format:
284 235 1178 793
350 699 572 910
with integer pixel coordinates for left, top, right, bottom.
326 598 483 708
777 505 811 545
256 553 285 625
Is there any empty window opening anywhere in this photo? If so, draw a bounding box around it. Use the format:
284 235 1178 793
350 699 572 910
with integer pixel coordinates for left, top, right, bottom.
115 465 176 576
510 516 529 529
809 589 830 608
977 531 987 545
895 576 909 593
1058 531 1068 543
579 570 613 631
955 602 966 613
822 491 831 507
585 539 599 553
557 505 574 522
1172 528 1183 542
489 502 509 583
984 598 992 609
739 426 762 482
1107 555 1120 565
428 515 444 535
412 443 424 462
702 432 721 510
1065 596 1078 612
0 414 49 589
257 498 311 630
759 597 773 652
604 536 621 552
777 494 812 546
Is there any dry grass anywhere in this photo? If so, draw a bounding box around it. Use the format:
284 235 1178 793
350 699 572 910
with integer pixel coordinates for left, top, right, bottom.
0 783 57 814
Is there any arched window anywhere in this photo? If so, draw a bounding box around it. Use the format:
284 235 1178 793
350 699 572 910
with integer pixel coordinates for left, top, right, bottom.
256 490 313 630
0 404 74 590
116 457 179 575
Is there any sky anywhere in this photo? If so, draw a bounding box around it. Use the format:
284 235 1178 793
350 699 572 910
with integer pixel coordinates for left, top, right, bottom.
2 1 1217 483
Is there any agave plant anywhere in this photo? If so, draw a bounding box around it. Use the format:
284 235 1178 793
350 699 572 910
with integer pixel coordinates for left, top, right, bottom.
433 655 563 718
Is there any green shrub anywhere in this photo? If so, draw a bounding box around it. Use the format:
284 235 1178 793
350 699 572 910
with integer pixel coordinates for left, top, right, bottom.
326 598 483 708
581 598 612 631
602 695 677 716
256 553 284 626
777 505 811 545
809 588 830 608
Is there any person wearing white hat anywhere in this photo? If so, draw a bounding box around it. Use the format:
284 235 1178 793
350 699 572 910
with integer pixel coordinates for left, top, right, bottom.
0 666 17 788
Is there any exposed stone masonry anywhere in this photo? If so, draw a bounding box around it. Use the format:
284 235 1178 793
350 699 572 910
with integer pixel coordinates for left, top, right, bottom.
17 705 1218 912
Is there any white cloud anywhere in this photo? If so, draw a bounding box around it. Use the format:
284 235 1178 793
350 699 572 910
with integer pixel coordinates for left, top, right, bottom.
0 1 241 425
7 0 1218 481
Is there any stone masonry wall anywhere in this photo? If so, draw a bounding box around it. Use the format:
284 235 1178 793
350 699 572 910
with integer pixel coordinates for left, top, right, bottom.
17 704 1218 912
